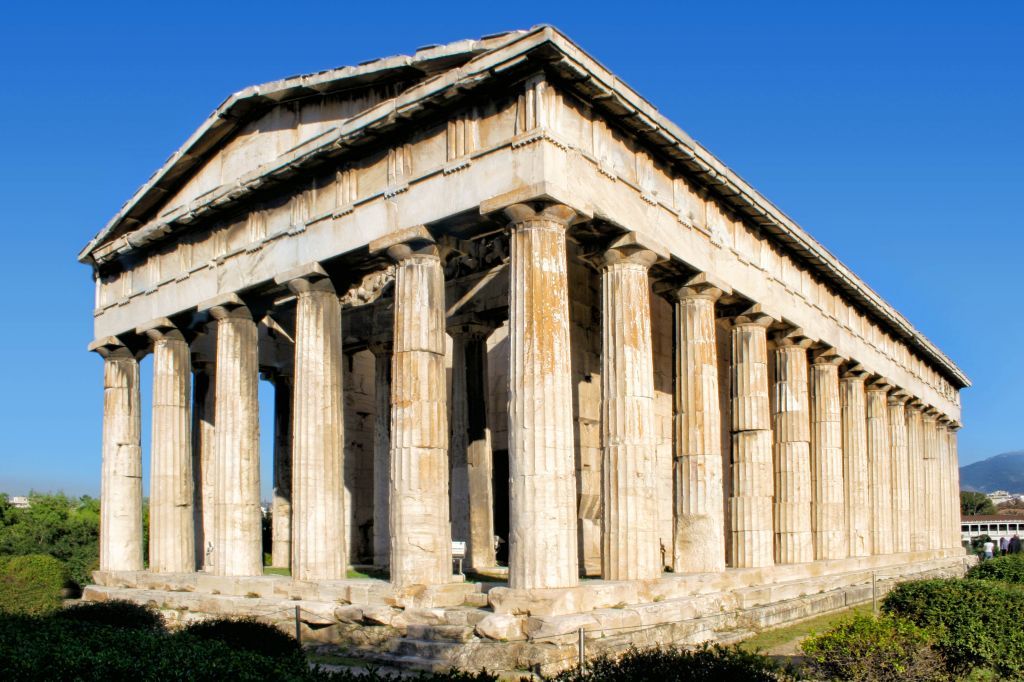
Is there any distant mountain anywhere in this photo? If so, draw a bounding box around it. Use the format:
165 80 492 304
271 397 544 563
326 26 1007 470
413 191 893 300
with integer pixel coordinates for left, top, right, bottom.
960 451 1024 493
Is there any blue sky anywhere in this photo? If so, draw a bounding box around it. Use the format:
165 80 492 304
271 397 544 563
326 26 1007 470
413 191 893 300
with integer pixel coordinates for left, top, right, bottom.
1 1 1020 497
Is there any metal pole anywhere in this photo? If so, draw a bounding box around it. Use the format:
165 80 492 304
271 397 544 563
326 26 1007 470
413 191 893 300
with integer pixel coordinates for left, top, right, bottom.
578 626 585 671
295 605 302 645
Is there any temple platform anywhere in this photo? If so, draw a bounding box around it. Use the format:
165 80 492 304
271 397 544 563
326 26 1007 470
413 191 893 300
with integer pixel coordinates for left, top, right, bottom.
84 549 972 676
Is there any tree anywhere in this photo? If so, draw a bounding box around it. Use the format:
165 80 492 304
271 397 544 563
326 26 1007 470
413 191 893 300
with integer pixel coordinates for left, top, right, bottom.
961 491 996 516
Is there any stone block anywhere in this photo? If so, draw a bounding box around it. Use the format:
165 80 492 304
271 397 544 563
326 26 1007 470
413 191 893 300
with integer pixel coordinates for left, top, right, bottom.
475 613 526 641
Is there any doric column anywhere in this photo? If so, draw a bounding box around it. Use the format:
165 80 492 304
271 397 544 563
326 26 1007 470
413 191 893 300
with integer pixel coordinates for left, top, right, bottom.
378 231 451 588
504 204 579 590
937 418 952 550
887 392 911 552
948 425 962 550
92 338 143 572
207 297 262 577
770 332 813 565
810 349 847 560
276 265 346 581
191 357 216 570
449 322 497 571
866 381 894 555
922 410 940 550
728 308 775 568
600 234 662 581
369 341 392 568
670 275 726 573
144 321 195 573
270 370 293 570
840 369 870 557
906 402 927 551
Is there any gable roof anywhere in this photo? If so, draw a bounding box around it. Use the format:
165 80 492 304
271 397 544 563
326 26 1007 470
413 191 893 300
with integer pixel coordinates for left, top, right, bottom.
79 25 970 390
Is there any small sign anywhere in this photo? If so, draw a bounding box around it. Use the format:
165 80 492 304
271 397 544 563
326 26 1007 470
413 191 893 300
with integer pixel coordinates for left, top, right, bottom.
451 541 467 558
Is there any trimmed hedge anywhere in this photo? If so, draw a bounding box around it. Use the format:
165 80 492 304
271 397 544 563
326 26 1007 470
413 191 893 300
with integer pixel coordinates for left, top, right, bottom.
967 552 1024 583
181 617 300 659
0 554 66 615
883 578 1024 679
56 599 164 631
801 613 945 681
547 644 797 681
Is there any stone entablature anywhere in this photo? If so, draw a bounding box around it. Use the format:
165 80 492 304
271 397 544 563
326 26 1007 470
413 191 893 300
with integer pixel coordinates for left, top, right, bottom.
80 28 969 658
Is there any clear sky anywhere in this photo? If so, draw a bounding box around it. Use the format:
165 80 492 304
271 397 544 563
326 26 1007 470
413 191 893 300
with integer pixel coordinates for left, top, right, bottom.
1 1 1021 498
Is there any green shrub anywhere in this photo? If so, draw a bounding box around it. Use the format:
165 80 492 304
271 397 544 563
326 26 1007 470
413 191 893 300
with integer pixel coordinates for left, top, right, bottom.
801 613 945 681
883 578 1024 679
0 554 66 615
56 599 163 631
967 552 1024 583
546 644 796 681
180 617 300 659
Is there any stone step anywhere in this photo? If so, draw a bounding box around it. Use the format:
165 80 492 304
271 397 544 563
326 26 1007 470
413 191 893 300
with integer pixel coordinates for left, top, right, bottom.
405 624 477 642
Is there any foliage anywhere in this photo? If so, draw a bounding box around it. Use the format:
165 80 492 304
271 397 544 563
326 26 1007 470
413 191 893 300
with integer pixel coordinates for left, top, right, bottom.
960 492 995 516
546 644 797 681
801 613 945 681
0 554 67 615
967 552 1024 583
883 578 1024 679
0 492 100 588
182 617 300 659
56 599 164 631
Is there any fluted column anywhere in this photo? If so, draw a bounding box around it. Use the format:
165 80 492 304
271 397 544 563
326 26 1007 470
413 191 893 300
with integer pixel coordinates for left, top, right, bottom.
841 370 870 557
887 393 911 552
209 299 262 577
505 204 579 590
771 334 813 565
866 382 893 555
600 236 661 581
94 339 143 572
386 237 451 588
449 323 497 571
278 268 346 581
810 350 846 560
369 341 392 568
270 371 293 570
729 309 774 568
191 358 216 570
671 276 726 573
906 403 927 551
922 410 940 550
146 323 195 573
937 419 952 550
948 425 962 550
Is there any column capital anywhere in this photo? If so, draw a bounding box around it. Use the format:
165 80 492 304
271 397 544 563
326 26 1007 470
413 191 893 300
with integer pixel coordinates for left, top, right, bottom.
88 335 145 360
841 362 870 381
479 182 592 226
136 317 187 344
502 202 578 228
865 377 893 394
771 327 814 349
198 293 252 321
664 272 730 301
887 390 912 406
447 318 501 341
600 232 668 269
727 303 778 329
274 262 335 295
369 225 441 262
366 336 393 357
811 347 845 367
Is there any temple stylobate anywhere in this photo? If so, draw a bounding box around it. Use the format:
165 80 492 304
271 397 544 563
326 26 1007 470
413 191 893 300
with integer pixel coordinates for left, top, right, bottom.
80 27 970 675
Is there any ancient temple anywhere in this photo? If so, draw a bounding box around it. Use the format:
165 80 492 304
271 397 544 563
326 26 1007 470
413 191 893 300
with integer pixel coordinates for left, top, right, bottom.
80 27 969 674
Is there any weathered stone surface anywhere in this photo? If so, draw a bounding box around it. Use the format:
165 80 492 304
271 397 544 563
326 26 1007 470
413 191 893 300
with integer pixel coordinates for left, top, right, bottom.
810 351 846 560
671 278 726 574
209 302 262 577
504 203 579 590
906 404 928 551
270 372 292 570
191 358 216 571
922 411 941 551
771 338 813 565
287 273 346 581
475 613 526 641
866 383 894 555
146 325 194 573
369 342 391 569
888 394 911 551
729 312 774 568
841 372 870 557
600 239 660 581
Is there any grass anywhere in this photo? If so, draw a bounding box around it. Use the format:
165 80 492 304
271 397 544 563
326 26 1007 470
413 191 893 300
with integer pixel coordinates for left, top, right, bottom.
263 566 290 577
740 603 873 655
